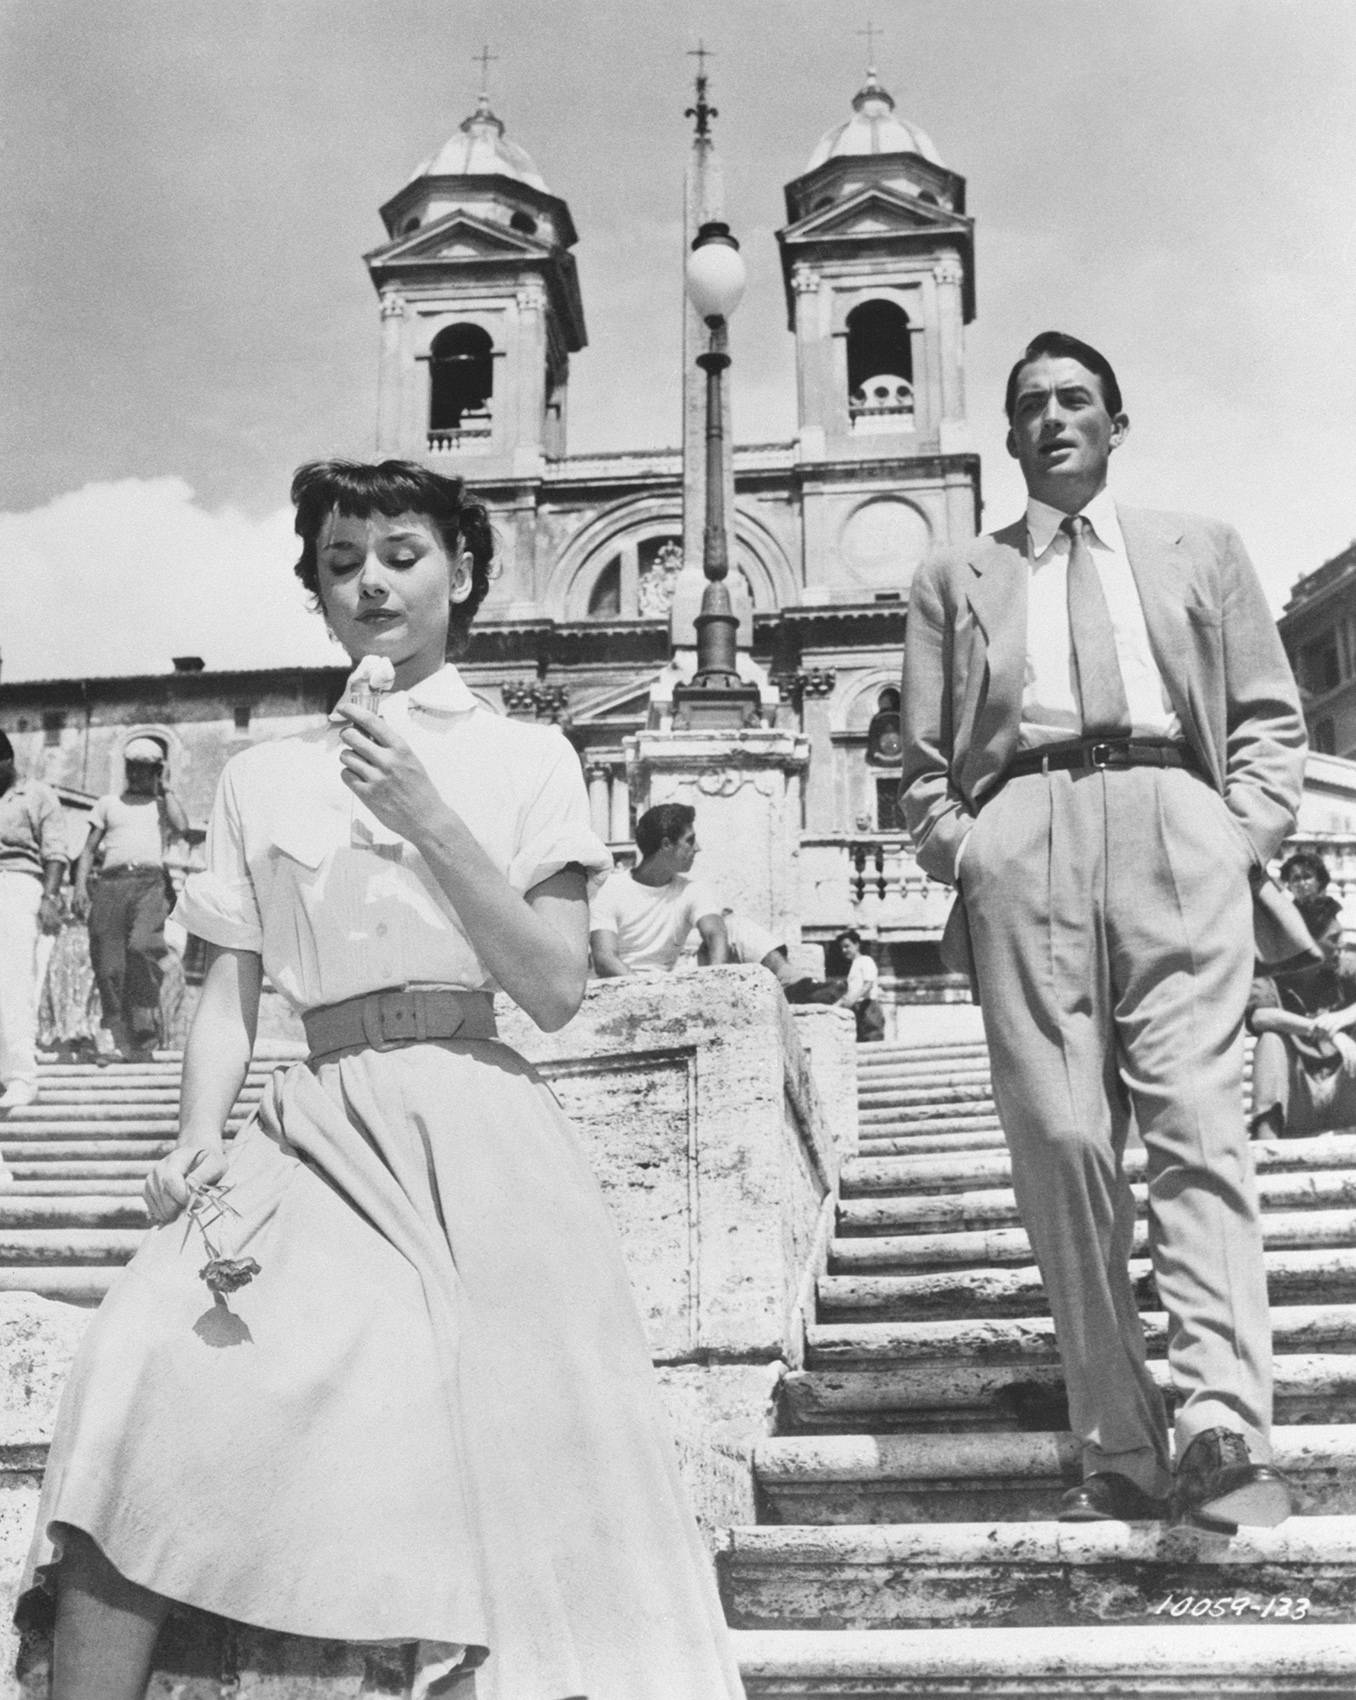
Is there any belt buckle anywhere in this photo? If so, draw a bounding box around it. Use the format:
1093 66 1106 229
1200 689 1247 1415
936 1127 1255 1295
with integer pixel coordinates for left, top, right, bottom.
360 990 416 1050
1089 742 1116 769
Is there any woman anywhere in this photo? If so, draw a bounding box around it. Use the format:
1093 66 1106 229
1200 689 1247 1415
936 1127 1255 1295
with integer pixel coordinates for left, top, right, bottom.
22 460 745 1700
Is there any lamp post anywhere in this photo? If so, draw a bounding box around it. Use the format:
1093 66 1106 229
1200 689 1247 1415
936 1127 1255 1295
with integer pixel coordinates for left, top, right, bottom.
672 221 763 730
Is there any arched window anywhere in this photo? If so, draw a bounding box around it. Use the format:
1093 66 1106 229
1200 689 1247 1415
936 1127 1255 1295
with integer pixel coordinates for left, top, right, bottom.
587 559 622 619
846 300 914 429
428 323 494 442
509 209 538 236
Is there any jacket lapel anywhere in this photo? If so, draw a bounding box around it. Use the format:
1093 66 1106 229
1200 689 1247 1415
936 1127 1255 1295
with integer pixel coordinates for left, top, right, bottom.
1119 507 1214 774
964 520 1028 783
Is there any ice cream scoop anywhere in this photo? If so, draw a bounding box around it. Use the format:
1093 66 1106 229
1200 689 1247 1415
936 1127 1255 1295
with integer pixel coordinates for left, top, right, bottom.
343 655 396 717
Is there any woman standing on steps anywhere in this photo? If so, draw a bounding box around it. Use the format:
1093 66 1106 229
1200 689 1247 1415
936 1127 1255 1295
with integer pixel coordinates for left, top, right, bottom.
21 459 746 1700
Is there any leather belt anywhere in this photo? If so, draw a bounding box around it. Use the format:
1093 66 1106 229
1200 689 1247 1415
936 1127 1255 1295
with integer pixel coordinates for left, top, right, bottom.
99 863 165 877
303 986 497 1061
999 739 1206 786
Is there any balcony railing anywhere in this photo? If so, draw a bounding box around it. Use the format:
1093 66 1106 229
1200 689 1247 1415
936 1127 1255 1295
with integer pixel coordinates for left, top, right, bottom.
799 829 1356 943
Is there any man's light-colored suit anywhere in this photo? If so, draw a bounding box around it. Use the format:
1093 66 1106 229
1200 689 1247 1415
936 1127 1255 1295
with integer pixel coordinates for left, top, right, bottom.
901 508 1306 1495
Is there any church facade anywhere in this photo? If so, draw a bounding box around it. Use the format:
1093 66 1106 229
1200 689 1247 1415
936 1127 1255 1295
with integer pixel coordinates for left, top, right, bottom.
2 71 980 968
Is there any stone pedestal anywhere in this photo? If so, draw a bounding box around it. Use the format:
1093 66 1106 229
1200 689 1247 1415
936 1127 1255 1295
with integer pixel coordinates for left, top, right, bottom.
626 727 811 947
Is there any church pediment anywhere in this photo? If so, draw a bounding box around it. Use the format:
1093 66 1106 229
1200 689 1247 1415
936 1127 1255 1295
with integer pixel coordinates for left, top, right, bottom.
780 185 969 246
364 211 551 269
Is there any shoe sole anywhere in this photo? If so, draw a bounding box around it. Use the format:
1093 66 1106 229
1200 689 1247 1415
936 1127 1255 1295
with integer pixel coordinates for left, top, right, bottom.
1196 1477 1293 1528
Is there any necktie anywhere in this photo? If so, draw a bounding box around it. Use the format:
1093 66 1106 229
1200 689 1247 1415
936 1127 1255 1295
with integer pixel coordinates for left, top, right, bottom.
1064 514 1131 736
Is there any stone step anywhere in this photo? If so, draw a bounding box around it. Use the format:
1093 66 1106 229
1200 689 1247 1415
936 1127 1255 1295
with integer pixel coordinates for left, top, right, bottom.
852 1128 1009 1157
0 1226 145 1265
808 1303 1356 1368
859 1101 1000 1128
817 1247 1356 1322
732 1623 1356 1697
720 1515 1356 1632
754 1426 1356 1524
858 1081 996 1106
0 1265 120 1303
7 1159 157 1181
841 1133 1356 1198
7 1178 145 1196
1 1122 245 1144
3 1141 174 1164
839 1166 1356 1236
0 1196 148 1226
781 1352 1356 1434
830 1209 1356 1273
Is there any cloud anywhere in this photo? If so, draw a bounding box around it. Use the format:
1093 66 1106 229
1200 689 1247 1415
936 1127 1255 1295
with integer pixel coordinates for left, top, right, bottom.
0 478 338 682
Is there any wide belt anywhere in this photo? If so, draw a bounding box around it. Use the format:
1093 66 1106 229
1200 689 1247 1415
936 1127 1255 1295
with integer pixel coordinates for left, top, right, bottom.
303 986 497 1061
99 862 166 877
999 738 1206 786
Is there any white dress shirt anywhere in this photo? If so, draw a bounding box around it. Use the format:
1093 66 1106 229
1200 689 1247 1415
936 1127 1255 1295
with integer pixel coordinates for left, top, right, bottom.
174 664 612 1012
1019 487 1181 748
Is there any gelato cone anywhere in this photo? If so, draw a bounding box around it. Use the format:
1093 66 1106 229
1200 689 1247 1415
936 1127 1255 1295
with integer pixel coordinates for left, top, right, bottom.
343 655 396 717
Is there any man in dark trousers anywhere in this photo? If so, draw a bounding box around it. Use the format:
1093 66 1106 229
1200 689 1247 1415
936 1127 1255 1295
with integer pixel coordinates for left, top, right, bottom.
901 330 1306 1529
74 738 188 1061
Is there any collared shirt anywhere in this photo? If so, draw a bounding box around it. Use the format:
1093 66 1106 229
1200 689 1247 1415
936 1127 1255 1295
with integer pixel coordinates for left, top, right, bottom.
1019 487 1181 748
174 664 612 1013
0 778 70 879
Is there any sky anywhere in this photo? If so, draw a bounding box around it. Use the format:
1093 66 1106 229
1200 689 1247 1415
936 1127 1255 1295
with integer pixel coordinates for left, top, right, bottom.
2 0 1354 681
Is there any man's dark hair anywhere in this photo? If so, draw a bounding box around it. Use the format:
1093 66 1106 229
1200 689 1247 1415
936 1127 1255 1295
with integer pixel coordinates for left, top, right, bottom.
1297 891 1343 941
635 802 695 859
1280 849 1331 892
0 731 12 764
291 459 495 651
1003 330 1123 421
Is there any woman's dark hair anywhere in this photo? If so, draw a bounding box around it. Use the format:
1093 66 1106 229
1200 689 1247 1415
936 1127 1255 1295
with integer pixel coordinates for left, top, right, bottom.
634 802 695 859
290 459 494 650
1280 849 1330 892
1297 891 1344 941
1003 330 1123 421
837 929 862 947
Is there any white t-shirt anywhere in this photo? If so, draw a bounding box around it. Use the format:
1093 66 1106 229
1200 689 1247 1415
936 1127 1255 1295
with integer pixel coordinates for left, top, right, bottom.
92 793 167 868
724 912 782 966
591 871 721 975
844 953 879 1007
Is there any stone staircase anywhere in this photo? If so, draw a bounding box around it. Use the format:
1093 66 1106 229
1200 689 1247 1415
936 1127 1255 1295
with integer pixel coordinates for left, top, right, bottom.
727 1035 1356 1695
6 1040 1356 1693
0 1054 287 1305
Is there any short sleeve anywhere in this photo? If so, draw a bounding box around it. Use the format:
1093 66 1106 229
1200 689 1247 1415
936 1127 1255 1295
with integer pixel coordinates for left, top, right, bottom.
590 874 623 934
35 788 71 864
1245 974 1279 1031
684 880 723 924
171 761 264 953
89 795 111 834
507 730 613 899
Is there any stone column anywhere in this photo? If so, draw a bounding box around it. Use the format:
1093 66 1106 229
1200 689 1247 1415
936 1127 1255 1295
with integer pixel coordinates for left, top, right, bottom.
608 770 632 845
626 726 811 946
585 765 611 843
375 289 405 455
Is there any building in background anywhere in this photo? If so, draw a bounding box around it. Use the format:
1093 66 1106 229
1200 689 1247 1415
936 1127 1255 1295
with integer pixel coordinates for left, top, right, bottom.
3 65 982 986
1280 540 1356 761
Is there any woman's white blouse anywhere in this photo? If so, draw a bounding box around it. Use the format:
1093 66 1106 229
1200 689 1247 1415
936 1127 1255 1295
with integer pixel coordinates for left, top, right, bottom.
173 665 612 1013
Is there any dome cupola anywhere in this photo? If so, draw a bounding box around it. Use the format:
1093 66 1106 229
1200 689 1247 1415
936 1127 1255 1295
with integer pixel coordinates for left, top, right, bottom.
806 71 942 170
408 93 549 192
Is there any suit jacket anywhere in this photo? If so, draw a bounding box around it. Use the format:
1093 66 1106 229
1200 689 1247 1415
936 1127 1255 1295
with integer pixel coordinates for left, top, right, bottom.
900 507 1309 971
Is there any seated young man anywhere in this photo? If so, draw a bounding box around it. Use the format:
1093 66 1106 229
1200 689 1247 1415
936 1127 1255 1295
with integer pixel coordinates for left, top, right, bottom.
590 803 727 977
1249 891 1356 1138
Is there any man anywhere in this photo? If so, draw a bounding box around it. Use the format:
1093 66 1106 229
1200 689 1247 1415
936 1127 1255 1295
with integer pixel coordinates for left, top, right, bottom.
74 738 187 1062
901 330 1306 1530
0 730 68 1110
836 929 885 1042
1249 892 1356 1140
590 803 728 977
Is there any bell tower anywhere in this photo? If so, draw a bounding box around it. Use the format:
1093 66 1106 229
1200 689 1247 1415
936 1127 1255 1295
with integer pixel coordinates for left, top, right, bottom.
364 86 586 479
776 65 980 599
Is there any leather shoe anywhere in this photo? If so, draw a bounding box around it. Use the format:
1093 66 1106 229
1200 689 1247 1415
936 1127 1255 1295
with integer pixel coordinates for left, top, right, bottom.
1173 1428 1292 1532
1057 1471 1167 1523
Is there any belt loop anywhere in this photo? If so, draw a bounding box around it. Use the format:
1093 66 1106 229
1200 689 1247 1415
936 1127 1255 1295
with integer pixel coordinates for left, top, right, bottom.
414 995 427 1043
1041 753 1051 775
360 993 384 1051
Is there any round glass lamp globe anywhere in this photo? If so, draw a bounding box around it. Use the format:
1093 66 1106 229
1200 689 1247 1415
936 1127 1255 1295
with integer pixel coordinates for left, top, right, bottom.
686 234 747 323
